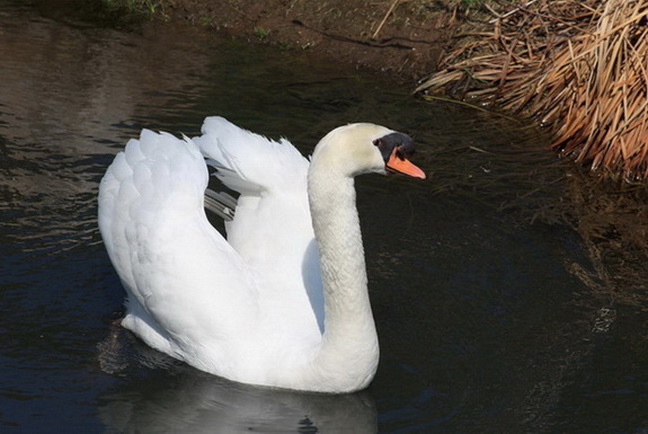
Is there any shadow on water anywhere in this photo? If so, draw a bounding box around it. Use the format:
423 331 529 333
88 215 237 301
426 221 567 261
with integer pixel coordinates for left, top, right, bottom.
0 1 646 432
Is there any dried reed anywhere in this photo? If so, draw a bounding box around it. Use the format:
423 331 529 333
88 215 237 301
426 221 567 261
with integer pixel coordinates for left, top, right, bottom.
417 0 648 181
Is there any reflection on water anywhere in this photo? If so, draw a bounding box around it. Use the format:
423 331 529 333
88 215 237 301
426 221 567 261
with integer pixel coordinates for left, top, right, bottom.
101 380 375 433
0 1 213 264
97 329 376 433
0 1 646 433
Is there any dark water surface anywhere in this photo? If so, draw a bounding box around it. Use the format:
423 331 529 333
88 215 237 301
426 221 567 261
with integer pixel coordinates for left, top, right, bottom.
1 1 646 432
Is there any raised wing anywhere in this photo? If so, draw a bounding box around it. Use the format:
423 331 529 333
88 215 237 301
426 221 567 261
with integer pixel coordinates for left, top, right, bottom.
98 130 259 363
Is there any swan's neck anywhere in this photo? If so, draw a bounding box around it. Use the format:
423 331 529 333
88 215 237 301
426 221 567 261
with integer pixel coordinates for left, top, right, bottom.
307 167 379 392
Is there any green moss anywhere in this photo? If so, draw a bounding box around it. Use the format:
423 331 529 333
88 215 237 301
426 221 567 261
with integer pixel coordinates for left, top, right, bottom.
253 27 272 41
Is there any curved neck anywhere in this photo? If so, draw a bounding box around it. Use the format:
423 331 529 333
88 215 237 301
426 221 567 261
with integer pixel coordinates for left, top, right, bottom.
306 166 379 392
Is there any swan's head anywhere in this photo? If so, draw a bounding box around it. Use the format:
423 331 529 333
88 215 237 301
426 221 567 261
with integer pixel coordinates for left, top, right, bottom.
311 123 426 179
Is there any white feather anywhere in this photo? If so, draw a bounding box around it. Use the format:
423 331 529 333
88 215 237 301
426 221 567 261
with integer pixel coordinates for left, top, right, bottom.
98 117 413 392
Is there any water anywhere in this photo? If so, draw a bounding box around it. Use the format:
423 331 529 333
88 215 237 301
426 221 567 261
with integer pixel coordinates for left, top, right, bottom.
0 1 646 432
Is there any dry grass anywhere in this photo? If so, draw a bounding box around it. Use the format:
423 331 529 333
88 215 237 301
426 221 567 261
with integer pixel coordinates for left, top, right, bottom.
417 0 648 181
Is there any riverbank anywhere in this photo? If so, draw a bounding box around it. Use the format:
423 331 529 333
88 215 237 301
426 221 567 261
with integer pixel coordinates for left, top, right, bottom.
96 0 470 81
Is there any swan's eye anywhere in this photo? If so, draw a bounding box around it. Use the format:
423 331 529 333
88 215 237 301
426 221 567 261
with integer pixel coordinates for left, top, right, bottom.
398 144 418 160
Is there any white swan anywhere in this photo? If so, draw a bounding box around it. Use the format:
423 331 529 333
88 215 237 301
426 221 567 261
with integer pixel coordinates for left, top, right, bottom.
98 117 425 393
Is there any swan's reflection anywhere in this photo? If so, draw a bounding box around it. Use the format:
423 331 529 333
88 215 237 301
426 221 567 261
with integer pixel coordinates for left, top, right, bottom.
97 329 377 433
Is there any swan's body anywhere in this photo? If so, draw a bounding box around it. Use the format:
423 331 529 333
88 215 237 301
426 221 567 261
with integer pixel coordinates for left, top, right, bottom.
98 117 424 393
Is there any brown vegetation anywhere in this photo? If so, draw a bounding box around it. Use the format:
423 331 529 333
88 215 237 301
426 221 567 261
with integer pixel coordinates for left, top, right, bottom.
417 0 648 181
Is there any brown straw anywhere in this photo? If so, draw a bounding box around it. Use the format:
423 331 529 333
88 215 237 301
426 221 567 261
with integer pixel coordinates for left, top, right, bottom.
417 0 648 181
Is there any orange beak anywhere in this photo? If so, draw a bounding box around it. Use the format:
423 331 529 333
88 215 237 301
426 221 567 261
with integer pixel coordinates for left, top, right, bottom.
386 148 426 179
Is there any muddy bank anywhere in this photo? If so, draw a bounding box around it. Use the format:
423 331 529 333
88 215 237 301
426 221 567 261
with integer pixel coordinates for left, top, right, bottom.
99 0 467 81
